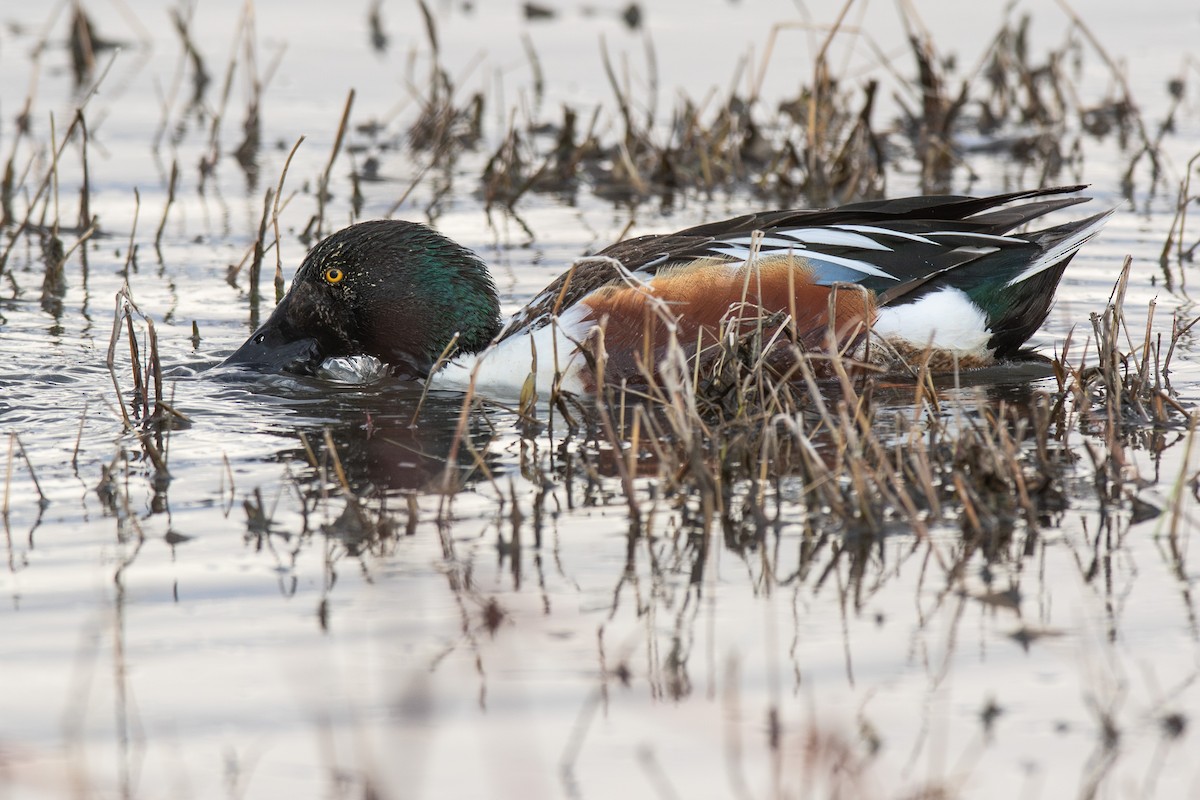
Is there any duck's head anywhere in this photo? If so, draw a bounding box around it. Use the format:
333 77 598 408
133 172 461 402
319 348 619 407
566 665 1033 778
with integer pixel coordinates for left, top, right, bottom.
223 220 501 378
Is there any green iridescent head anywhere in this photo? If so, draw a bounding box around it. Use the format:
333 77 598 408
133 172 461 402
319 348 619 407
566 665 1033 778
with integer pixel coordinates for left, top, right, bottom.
224 220 501 378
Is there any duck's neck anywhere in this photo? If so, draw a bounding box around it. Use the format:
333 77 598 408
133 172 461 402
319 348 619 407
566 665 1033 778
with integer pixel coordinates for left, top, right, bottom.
365 233 502 375
420 240 501 356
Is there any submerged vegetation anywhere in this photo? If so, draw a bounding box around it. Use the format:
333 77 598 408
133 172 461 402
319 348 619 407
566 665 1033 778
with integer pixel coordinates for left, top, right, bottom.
3 0 1200 797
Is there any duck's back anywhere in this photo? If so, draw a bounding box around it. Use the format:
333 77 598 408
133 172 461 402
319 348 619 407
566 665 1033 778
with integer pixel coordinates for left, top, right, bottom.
435 186 1110 396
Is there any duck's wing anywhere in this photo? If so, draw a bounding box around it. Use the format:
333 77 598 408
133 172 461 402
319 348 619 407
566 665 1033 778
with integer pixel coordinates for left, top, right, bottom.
496 185 1092 343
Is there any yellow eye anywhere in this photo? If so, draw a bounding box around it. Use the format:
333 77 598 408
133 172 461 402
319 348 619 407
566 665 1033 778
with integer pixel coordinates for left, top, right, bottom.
324 267 345 284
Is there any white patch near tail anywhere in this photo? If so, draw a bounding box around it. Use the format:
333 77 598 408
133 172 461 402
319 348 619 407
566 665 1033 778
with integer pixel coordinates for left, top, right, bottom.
1004 209 1115 287
431 304 591 397
872 287 992 356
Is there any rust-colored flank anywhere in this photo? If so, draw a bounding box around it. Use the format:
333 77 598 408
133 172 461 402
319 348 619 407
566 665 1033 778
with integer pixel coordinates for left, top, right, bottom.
578 254 876 386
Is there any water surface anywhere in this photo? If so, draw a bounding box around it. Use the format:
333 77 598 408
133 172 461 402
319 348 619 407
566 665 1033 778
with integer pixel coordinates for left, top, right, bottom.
2 2 1200 798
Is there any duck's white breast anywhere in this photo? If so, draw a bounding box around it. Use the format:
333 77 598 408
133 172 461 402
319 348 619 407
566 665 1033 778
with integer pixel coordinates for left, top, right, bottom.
430 304 592 398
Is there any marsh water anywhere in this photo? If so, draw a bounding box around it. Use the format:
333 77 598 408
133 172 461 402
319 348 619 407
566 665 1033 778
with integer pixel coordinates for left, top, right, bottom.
3 1 1200 798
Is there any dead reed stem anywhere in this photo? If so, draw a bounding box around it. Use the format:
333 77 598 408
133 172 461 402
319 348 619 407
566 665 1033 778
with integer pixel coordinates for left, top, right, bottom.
314 89 356 236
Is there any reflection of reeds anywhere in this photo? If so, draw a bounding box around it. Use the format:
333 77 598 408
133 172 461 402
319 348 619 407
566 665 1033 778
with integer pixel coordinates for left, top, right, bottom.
3 433 49 517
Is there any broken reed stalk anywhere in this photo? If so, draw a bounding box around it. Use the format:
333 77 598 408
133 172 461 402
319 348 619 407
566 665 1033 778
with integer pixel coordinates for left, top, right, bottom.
0 35 117 257
106 285 171 432
232 1 263 171
203 3 251 178
106 288 136 430
154 160 179 249
76 109 92 233
1159 150 1200 289
155 4 212 152
1054 0 1158 170
249 186 274 308
2 434 13 518
124 302 146 416
272 136 306 301
600 35 636 149
1068 255 1195 431
0 111 87 270
321 429 355 497
172 4 211 98
314 89 356 236
123 188 140 274
71 399 89 472
145 316 164 423
1 19 46 228
45 113 63 238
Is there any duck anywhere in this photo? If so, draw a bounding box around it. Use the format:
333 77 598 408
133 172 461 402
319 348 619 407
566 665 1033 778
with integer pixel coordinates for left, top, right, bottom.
222 185 1112 395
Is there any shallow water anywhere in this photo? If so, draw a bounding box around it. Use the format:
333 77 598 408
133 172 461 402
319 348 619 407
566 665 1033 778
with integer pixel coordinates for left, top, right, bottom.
3 2 1200 798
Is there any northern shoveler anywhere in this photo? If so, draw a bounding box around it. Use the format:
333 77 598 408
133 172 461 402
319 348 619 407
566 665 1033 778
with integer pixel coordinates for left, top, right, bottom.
222 185 1111 394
